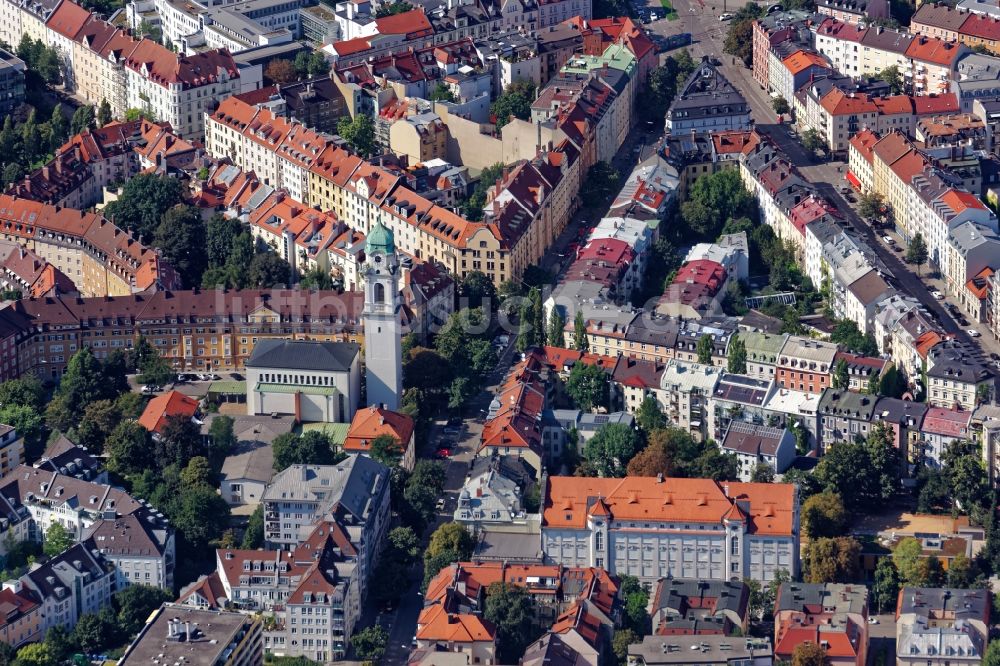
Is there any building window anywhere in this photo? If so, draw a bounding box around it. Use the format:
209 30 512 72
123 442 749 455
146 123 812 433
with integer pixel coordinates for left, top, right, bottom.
730 536 739 555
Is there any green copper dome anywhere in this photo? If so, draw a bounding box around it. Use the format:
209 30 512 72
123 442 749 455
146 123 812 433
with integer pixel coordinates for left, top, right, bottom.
366 220 395 256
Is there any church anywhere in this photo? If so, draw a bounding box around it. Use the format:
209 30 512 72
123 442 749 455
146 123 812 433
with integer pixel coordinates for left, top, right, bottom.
244 221 404 421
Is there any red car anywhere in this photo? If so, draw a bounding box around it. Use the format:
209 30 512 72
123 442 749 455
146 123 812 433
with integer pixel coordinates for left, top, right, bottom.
435 448 452 459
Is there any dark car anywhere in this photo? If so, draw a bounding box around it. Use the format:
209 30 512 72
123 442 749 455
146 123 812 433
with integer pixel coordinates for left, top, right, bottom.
991 353 1000 361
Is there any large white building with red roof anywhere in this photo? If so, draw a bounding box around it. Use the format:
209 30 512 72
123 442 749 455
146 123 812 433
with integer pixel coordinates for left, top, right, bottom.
541 475 800 584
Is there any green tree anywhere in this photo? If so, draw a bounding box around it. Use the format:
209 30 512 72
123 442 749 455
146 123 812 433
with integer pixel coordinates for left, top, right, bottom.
547 308 566 347
154 205 208 288
180 456 213 488
351 625 388 662
800 492 847 539
103 173 185 241
114 585 172 638
337 113 376 158
584 423 641 477
804 536 860 583
612 629 639 666
645 50 697 120
727 333 747 374
248 245 291 287
0 375 45 411
573 310 588 351
207 415 236 463
459 271 496 311
70 105 96 135
97 99 112 127
983 639 1000 666
46 347 116 431
893 536 925 584
369 434 402 468
427 522 474 560
73 611 116 654
792 642 828 666
156 414 207 469
681 169 755 240
636 397 666 433
172 484 231 552
874 64 904 94
800 128 825 157
772 96 790 115
696 334 714 365
722 3 764 66
428 82 457 102
272 431 338 471
0 404 44 458
858 191 886 220
106 421 153 476
906 232 929 274
49 104 68 151
374 0 412 15
43 522 74 557
242 504 264 549
205 214 243 267
490 80 535 129
872 558 900 613
484 583 540 663
832 358 850 390
751 462 775 483
17 643 57 666
829 319 879 356
460 163 503 221
565 362 609 412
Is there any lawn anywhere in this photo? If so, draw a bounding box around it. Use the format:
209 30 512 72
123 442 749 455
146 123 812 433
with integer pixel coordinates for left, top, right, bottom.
659 0 679 19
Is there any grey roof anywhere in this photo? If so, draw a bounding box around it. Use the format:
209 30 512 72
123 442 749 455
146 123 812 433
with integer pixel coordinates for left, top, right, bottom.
468 455 536 489
26 542 114 599
898 587 989 618
121 604 256 666
713 374 773 406
860 26 913 55
653 579 749 631
776 582 868 615
948 220 1000 254
927 341 991 382
263 456 388 525
668 58 749 121
471 530 544 563
221 439 276 485
628 636 772 665
34 435 103 482
521 634 590 666
246 338 359 371
818 389 879 419
912 3 971 30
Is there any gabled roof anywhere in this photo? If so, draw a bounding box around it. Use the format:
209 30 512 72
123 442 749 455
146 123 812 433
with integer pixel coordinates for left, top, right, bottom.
138 390 199 435
344 406 415 454
45 0 92 40
246 339 359 372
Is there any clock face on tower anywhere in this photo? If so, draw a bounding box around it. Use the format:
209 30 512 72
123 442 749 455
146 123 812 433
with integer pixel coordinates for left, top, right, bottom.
372 254 383 266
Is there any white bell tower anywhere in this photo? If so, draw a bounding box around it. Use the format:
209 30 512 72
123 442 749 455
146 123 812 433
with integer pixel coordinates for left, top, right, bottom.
362 220 403 410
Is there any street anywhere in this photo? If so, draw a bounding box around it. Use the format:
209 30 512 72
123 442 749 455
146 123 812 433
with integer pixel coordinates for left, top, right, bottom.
642 0 1000 369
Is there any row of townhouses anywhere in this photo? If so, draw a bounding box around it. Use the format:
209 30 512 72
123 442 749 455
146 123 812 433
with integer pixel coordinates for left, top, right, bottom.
0 0 261 137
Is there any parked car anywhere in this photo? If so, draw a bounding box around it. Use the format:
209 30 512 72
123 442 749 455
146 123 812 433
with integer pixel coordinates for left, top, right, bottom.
435 448 452 459
140 385 161 394
967 329 982 338
882 235 895 245
932 290 944 300
990 353 999 361
719 12 734 19
867 617 879 625
435 498 446 511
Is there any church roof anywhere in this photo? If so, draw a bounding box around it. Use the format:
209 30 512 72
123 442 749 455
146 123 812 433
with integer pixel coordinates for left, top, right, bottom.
246 339 360 372
366 220 395 255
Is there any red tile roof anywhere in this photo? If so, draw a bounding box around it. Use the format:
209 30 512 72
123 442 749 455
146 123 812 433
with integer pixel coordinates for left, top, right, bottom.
543 476 796 535
922 406 971 437
912 93 960 115
783 50 829 75
905 34 963 65
343 406 415 455
45 0 92 40
848 129 880 164
939 189 987 213
124 40 239 90
138 390 199 434
373 8 433 37
958 12 1000 41
821 88 877 115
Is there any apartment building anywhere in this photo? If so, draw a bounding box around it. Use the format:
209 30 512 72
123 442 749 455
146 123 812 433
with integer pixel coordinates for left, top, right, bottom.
774 583 869 666
0 49 24 116
896 588 989 666
21 543 115 634
541 475 800 583
0 194 176 299
926 340 993 409
776 337 838 394
818 389 879 452
720 421 795 481
0 464 175 588
261 458 389 596
120 605 262 666
0 582 41 649
0 288 367 380
666 58 750 136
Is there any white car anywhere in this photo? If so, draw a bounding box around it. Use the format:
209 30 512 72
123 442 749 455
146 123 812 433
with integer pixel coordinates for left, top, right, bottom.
719 12 733 19
882 235 895 244
867 617 879 625
435 498 446 510
967 329 982 338
932 290 944 300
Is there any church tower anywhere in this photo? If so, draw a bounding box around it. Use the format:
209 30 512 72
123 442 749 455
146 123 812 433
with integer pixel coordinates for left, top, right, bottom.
362 220 402 410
